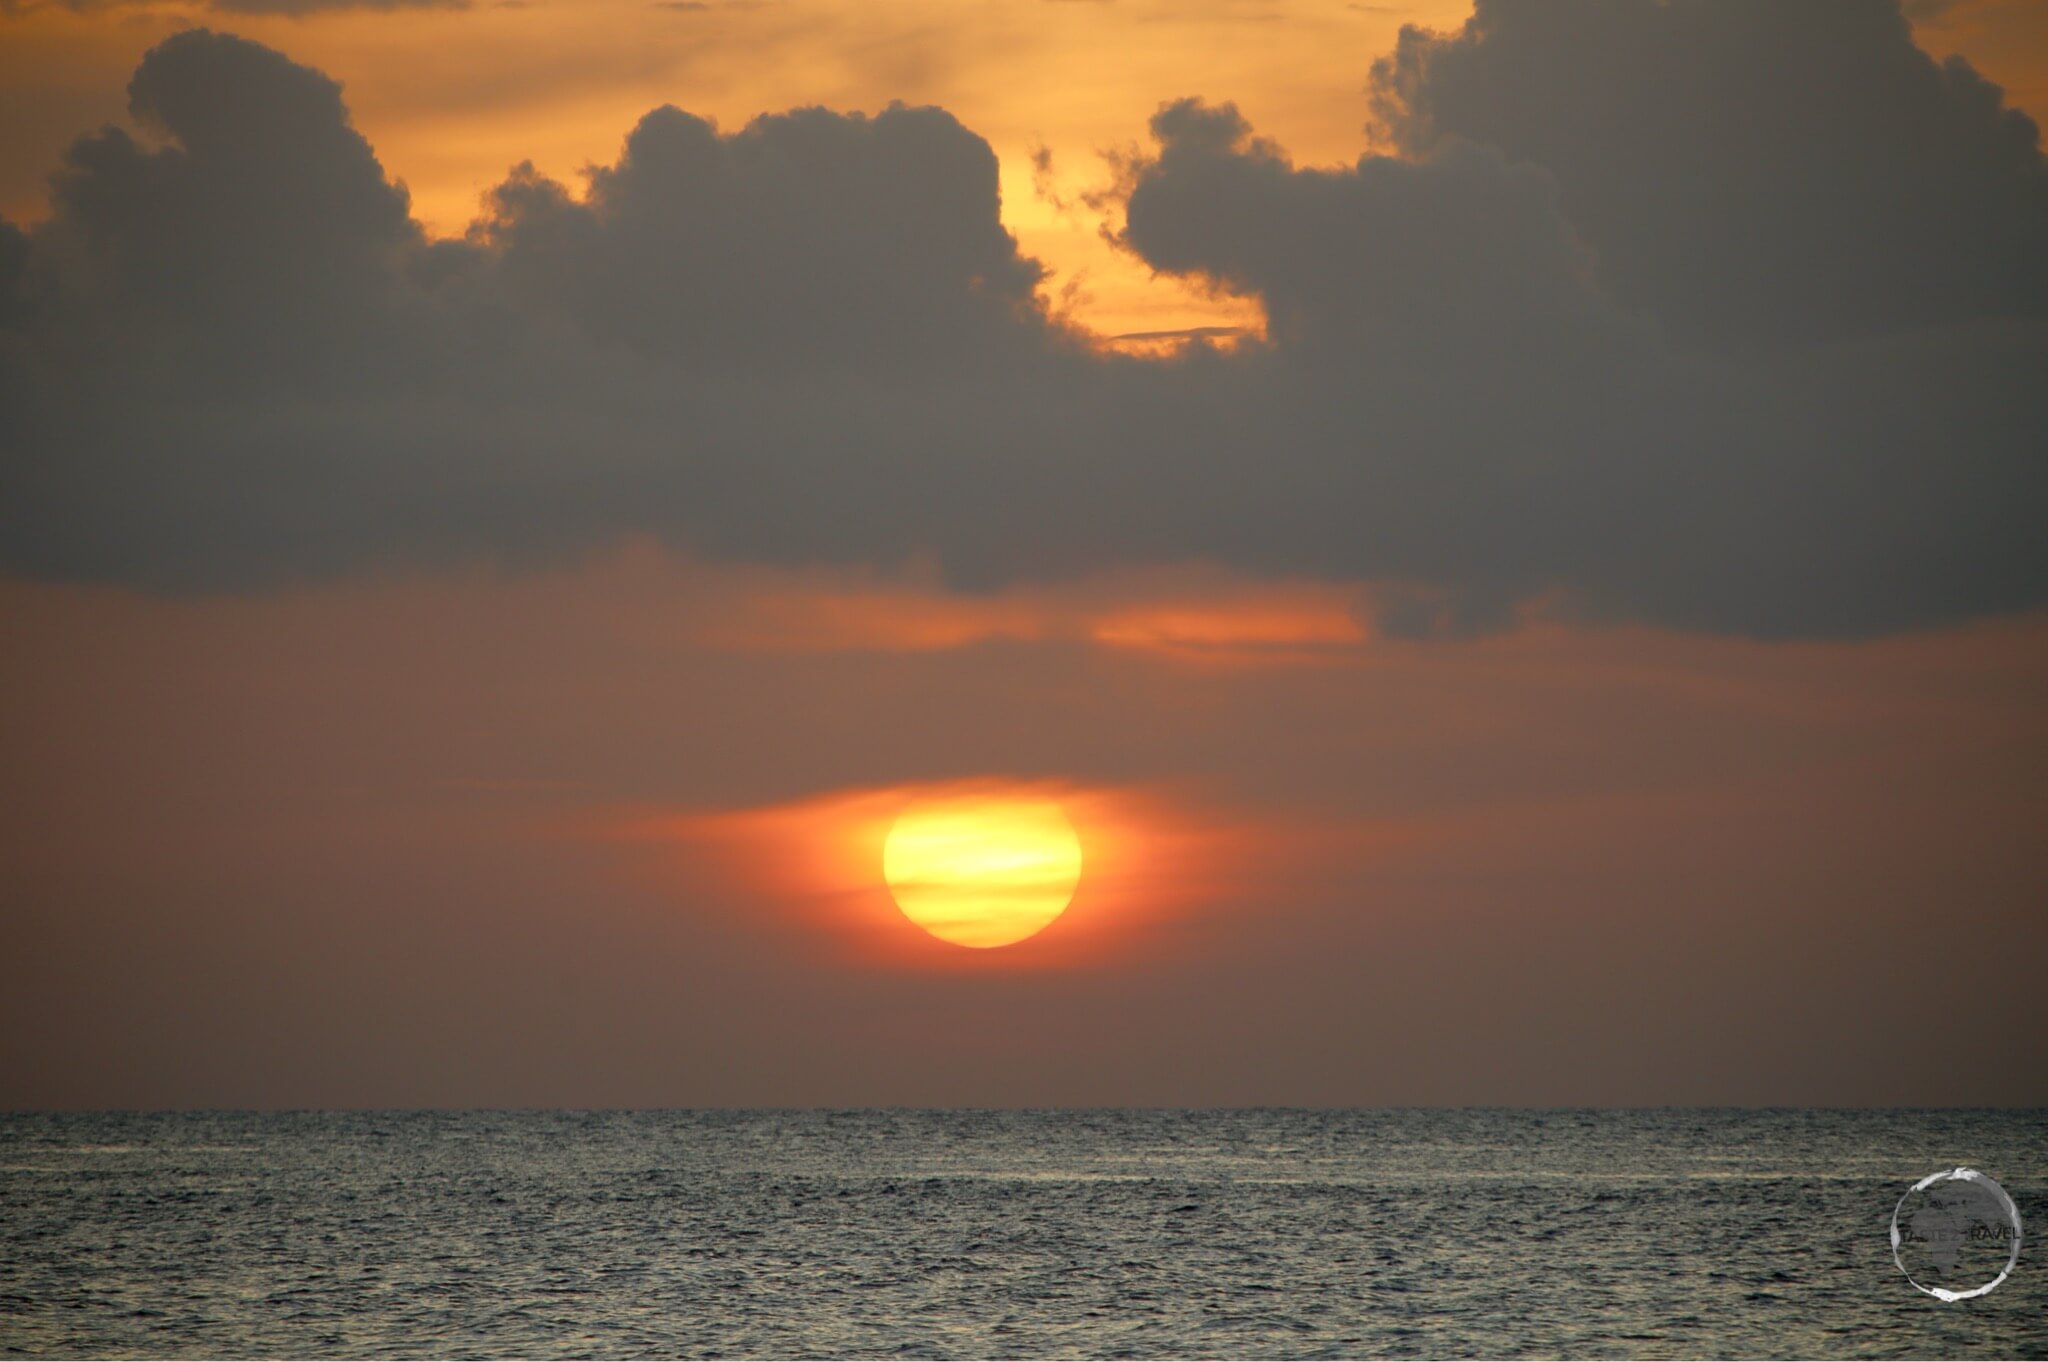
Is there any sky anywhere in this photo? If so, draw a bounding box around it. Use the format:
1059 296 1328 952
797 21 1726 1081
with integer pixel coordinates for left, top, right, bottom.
2 0 2046 1108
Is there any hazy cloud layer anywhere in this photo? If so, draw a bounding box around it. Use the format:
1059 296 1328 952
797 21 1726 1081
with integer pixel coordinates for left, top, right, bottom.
6 560 2044 1105
2 4 2045 636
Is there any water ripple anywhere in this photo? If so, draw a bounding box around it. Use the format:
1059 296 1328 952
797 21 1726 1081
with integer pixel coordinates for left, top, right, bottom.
0 1109 2040 1358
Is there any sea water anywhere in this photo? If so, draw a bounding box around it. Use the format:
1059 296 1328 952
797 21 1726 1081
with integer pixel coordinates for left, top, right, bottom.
2 1109 2041 1358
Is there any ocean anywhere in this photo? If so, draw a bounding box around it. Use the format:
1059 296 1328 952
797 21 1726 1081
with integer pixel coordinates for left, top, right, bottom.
1 1109 2041 1359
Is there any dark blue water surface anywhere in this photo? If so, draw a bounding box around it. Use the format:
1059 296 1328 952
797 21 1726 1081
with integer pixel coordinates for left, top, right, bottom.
1 1109 2041 1358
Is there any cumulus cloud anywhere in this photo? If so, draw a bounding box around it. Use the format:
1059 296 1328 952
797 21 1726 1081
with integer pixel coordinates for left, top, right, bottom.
1368 0 2048 347
1121 98 1624 358
39 30 417 354
1 5 2044 637
471 101 1050 370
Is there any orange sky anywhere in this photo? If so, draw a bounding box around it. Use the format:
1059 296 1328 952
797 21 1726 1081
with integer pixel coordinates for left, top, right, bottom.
3 0 2043 338
3 0 2047 1109
4 551 2044 1106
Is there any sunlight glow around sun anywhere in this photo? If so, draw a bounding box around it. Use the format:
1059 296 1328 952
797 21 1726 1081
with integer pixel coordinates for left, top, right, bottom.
882 797 1083 948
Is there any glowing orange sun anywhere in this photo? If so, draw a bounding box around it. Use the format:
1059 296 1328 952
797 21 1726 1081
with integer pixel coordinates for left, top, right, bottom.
882 796 1083 948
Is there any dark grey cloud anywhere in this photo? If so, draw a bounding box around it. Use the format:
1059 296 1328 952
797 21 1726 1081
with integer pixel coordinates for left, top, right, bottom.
1368 0 2048 347
38 28 417 359
1122 99 1624 359
1110 85 2046 635
471 101 1049 370
0 217 25 328
1 5 2044 637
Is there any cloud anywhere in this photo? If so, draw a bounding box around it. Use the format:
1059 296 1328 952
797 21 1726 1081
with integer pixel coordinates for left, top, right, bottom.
0 216 25 327
1108 91 2048 635
14 28 420 425
1367 0 2048 347
1 5 2044 638
1108 326 1249 342
1120 98 1620 356
470 100 1049 368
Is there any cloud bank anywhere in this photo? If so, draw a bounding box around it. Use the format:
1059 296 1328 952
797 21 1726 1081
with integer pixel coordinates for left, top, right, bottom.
2 2 2044 636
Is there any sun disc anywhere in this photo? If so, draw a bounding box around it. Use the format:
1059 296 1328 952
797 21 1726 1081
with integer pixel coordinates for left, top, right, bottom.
882 797 1082 948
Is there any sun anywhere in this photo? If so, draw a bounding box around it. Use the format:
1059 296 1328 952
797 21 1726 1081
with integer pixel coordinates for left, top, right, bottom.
882 796 1083 948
